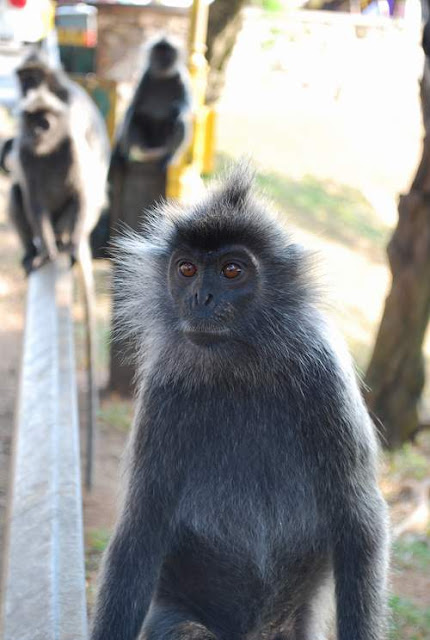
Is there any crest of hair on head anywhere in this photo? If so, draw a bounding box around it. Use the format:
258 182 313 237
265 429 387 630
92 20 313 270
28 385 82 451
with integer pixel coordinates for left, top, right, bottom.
215 159 255 209
17 48 50 73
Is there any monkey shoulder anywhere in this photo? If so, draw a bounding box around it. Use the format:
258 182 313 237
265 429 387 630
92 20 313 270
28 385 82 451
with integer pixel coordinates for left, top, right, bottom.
68 84 109 158
295 331 378 457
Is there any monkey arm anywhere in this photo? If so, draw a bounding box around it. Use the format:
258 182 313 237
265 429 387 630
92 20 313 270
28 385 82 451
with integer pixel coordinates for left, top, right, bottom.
9 183 37 273
117 81 150 159
90 479 170 640
68 132 107 262
117 110 134 157
21 185 58 266
162 74 192 164
311 339 389 639
333 482 389 640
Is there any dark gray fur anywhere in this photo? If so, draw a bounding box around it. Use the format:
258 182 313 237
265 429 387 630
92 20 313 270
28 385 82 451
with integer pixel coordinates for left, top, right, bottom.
9 51 109 273
91 166 389 640
113 36 192 169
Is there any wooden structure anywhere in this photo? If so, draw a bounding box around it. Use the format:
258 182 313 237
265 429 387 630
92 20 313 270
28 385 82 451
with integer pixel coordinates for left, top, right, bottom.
365 58 430 448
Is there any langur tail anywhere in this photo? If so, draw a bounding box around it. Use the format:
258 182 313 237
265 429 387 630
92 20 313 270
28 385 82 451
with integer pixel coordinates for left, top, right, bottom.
77 240 97 491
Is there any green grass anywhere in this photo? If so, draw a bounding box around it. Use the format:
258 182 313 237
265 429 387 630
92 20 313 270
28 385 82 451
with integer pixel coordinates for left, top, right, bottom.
95 322 111 373
256 171 388 251
85 528 112 600
386 444 429 482
250 0 286 11
261 37 277 50
87 528 111 554
389 595 430 640
98 397 133 432
73 319 111 374
262 0 285 11
208 154 389 255
393 538 430 572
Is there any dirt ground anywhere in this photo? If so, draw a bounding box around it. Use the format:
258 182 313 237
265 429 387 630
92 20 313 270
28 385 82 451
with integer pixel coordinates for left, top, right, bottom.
0 7 429 637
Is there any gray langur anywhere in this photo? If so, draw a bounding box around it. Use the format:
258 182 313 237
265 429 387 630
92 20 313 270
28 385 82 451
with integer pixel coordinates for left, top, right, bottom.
113 35 192 169
90 166 389 640
9 50 109 272
8 50 110 489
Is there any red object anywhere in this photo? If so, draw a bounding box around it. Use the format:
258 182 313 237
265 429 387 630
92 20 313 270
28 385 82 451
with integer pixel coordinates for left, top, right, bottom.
8 0 27 7
84 31 97 47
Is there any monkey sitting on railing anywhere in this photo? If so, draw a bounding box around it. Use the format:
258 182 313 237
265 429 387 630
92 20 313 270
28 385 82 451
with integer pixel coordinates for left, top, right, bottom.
7 50 109 489
8 50 109 274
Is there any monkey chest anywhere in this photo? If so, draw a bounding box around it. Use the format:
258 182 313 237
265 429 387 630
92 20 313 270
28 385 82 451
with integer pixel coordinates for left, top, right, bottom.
167 466 329 629
176 452 326 562
20 143 76 209
140 77 183 116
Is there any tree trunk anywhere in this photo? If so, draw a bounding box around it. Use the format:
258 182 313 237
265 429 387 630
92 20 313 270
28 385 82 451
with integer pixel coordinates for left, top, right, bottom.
205 0 246 105
109 162 167 395
365 61 430 448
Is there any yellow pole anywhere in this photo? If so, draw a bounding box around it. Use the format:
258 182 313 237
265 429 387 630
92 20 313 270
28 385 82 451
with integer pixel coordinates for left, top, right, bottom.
167 0 211 199
188 0 209 108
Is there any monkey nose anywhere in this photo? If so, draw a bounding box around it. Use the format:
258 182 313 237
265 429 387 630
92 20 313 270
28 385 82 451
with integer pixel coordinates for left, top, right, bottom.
192 291 214 308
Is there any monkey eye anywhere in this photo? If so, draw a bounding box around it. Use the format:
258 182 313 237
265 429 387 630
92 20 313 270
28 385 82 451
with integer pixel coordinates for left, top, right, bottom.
222 263 242 279
179 261 197 277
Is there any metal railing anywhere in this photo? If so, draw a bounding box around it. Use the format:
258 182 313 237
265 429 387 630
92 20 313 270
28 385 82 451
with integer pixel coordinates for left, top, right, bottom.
0 259 87 640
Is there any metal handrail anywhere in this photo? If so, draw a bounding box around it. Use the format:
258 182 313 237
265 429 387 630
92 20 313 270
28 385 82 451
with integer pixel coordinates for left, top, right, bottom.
0 259 87 640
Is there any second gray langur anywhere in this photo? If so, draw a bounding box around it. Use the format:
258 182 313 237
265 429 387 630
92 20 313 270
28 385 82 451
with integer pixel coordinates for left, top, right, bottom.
90 166 389 640
9 50 110 273
113 35 192 169
8 50 110 489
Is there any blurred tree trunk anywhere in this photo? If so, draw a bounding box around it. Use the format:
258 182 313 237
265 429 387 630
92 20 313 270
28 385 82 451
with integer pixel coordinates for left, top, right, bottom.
365 60 430 448
109 162 167 395
205 0 246 105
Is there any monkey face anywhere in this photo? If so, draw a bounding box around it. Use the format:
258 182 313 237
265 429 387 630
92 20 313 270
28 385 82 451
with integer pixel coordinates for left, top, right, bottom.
168 244 259 347
17 52 70 103
21 108 66 155
17 67 45 95
149 41 178 75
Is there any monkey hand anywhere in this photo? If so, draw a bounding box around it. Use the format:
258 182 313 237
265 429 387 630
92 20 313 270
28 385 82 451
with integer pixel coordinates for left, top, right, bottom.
130 145 166 163
129 145 148 162
170 103 182 119
159 153 173 171
70 249 78 267
58 239 79 266
25 252 51 274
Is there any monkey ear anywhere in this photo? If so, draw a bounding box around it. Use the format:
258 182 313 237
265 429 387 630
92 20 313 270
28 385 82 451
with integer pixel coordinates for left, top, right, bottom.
219 160 255 209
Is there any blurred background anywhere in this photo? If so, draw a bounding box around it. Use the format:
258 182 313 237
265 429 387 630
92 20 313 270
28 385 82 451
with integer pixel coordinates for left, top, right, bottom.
0 1 429 638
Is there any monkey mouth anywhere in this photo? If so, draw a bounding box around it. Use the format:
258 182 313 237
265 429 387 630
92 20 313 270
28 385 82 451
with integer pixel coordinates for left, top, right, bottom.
185 331 229 347
182 323 230 347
